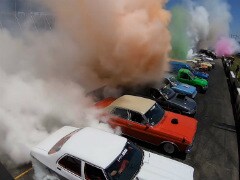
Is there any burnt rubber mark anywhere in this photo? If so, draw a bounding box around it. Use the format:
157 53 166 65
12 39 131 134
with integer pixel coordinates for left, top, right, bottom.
212 122 236 133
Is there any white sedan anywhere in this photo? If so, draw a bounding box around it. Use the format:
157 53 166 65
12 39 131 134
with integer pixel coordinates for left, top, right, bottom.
31 126 194 180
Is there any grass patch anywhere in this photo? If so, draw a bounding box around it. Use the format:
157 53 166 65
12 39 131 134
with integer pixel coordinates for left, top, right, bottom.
230 56 240 72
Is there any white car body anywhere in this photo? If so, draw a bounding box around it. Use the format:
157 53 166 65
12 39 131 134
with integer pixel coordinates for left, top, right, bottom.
31 126 194 180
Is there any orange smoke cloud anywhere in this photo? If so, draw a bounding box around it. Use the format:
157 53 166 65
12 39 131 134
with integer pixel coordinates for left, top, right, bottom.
45 0 171 88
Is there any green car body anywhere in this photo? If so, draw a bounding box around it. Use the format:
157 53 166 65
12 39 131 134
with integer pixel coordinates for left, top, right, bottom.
176 69 208 93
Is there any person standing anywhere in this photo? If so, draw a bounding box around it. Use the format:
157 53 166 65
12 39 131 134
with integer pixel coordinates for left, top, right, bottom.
236 65 240 79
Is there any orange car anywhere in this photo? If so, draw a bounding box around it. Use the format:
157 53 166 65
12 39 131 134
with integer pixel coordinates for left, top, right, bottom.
96 95 198 155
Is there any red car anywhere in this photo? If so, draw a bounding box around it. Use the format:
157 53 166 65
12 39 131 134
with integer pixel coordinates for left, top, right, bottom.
96 95 198 154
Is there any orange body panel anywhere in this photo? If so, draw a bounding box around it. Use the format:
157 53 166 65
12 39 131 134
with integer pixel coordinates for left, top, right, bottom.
96 98 198 152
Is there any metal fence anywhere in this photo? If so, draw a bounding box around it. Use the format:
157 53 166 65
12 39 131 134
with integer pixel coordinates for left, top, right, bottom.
0 0 53 32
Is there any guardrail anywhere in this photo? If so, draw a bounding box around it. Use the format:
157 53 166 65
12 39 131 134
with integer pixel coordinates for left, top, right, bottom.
222 57 240 120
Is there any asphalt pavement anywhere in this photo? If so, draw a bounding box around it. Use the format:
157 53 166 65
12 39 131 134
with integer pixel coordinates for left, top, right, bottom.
184 59 239 179
1 59 239 180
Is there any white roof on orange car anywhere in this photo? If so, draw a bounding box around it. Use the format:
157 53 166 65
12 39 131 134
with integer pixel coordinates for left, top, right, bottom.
107 95 155 114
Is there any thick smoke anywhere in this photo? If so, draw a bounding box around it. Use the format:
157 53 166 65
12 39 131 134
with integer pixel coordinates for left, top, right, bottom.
44 0 171 87
188 4 209 49
170 6 190 60
185 0 235 52
0 0 171 165
215 37 240 56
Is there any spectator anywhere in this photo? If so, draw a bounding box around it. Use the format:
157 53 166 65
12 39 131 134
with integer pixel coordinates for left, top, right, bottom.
236 65 240 79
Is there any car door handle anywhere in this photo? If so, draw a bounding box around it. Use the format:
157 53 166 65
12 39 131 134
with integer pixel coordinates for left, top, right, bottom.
57 167 61 171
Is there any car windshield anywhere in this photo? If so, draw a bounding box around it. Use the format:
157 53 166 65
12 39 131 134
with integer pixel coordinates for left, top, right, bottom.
160 87 176 100
144 103 165 126
106 142 143 180
169 77 180 86
188 71 195 79
189 66 195 73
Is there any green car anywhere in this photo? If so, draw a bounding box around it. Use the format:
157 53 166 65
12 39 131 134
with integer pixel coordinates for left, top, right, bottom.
176 69 208 93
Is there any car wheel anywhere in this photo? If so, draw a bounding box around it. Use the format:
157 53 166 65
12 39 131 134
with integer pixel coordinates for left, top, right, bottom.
163 142 176 154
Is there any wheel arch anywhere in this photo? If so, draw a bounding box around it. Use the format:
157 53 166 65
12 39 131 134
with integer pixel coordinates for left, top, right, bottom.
160 141 180 152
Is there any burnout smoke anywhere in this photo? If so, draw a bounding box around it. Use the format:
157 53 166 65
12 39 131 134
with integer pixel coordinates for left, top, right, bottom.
45 0 172 87
183 0 233 50
0 0 171 166
170 6 190 60
215 37 240 57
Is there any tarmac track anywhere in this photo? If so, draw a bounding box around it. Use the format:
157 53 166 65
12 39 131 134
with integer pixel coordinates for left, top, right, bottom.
0 59 239 180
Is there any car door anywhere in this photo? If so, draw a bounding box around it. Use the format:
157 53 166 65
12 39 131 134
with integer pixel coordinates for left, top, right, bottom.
149 88 169 110
109 108 132 134
57 155 83 180
126 110 160 145
179 72 192 85
83 162 107 180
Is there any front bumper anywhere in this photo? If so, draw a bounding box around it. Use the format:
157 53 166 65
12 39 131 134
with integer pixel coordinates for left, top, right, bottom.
185 137 195 153
185 144 193 153
182 105 197 116
202 85 208 90
191 90 197 98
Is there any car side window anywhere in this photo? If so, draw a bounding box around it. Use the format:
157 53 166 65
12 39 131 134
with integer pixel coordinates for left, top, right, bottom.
58 155 82 176
180 73 189 80
149 88 161 99
84 163 106 180
129 111 146 124
111 108 130 119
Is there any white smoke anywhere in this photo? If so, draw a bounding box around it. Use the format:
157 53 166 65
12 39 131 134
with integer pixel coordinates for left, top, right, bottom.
0 0 171 166
32 158 60 180
0 29 115 165
188 5 209 48
187 0 232 49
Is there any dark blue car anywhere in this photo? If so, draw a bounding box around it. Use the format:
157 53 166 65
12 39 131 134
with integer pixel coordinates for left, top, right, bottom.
170 61 209 80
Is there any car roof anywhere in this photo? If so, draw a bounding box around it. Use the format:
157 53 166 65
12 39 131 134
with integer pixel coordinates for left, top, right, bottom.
107 95 155 114
179 68 190 73
62 127 127 169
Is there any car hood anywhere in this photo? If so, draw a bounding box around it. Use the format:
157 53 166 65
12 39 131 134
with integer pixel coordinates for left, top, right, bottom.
172 83 196 95
155 112 197 143
136 151 194 180
169 94 197 111
193 71 209 79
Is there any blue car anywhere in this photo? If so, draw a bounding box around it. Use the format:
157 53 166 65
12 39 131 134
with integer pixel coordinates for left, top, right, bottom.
170 61 209 80
164 74 198 98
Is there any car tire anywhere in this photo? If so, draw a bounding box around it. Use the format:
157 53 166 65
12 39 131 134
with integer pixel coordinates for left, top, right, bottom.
196 85 206 94
163 142 176 155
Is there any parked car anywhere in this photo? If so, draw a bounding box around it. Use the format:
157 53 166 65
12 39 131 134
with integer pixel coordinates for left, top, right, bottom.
176 69 208 93
96 95 198 155
164 74 197 98
198 49 217 59
186 60 212 71
170 61 209 80
193 56 216 68
147 86 197 117
31 126 194 180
